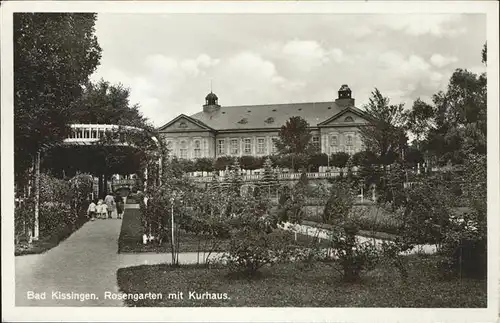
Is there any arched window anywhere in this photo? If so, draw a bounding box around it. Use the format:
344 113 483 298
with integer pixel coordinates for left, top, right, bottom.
344 116 354 122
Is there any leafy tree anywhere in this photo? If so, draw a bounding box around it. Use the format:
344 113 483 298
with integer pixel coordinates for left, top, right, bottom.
425 67 487 165
352 150 377 167
14 13 102 184
70 80 151 129
358 89 408 167
275 116 315 171
405 98 435 150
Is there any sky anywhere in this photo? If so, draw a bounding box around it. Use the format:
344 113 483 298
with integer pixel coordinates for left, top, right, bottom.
90 13 486 128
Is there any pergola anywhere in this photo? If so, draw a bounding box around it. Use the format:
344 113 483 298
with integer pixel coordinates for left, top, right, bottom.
29 123 162 242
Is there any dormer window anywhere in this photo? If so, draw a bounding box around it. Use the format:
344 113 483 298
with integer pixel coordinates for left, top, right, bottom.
238 118 248 124
344 116 354 122
265 117 274 124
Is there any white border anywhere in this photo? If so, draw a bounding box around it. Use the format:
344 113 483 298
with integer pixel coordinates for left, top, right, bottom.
1 1 499 322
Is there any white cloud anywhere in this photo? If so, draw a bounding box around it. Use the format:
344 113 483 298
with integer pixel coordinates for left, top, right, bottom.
180 54 220 76
430 54 459 68
281 40 344 72
379 14 464 37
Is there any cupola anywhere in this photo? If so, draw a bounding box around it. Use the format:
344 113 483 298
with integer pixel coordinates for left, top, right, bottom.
203 91 221 113
335 84 355 108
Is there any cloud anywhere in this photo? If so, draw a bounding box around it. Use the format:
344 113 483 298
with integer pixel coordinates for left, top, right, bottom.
281 40 344 72
180 54 220 76
430 54 459 68
378 14 465 37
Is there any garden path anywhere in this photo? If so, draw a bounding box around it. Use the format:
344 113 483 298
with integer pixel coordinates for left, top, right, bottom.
15 203 215 307
281 222 437 254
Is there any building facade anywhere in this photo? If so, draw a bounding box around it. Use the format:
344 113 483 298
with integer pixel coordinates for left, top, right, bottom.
157 85 370 160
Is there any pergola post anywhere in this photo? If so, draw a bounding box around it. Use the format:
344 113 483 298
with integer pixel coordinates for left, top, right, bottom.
144 166 148 193
33 151 41 241
158 156 162 186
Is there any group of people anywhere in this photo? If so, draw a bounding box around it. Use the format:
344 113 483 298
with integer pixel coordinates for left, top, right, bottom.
86 193 124 221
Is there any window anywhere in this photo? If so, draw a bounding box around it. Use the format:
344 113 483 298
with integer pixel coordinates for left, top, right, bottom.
271 137 279 154
230 139 239 155
244 138 252 154
312 136 320 152
346 135 353 146
346 146 354 155
165 140 173 149
257 138 266 154
344 116 354 122
194 139 201 158
330 135 338 146
180 140 188 159
217 139 225 155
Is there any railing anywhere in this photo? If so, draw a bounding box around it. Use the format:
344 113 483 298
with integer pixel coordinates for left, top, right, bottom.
190 171 345 182
111 178 140 186
63 124 143 145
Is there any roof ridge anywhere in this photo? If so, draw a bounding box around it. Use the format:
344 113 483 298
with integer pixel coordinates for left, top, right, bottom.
217 101 334 109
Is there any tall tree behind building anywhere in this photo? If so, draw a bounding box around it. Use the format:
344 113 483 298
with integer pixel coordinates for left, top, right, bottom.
358 88 408 166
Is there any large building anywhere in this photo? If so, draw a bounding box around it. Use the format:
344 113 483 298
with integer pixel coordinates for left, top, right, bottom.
157 85 370 160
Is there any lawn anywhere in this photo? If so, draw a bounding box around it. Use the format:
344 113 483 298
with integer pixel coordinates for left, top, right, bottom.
116 255 487 307
118 208 329 253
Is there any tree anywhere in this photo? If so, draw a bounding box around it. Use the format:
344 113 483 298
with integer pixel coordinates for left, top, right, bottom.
70 80 151 129
425 68 487 164
358 89 408 167
274 116 315 171
256 157 279 199
14 13 102 183
406 98 435 150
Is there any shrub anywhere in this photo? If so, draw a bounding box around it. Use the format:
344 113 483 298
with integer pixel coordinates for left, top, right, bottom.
239 155 263 170
214 156 234 171
224 230 296 277
194 158 215 172
330 152 350 168
322 180 381 282
400 181 452 244
437 154 486 279
328 228 380 282
39 202 74 236
15 199 34 242
352 150 378 167
308 153 328 171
